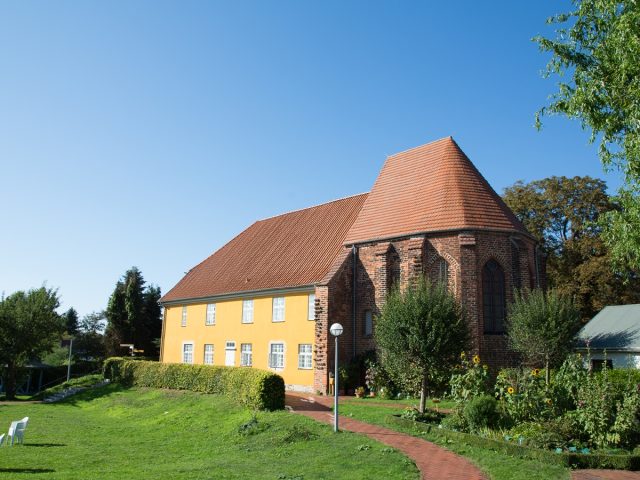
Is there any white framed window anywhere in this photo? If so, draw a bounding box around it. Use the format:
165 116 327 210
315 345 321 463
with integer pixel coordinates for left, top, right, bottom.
241 343 253 367
364 310 373 336
182 343 193 364
308 294 315 320
181 306 188 327
272 297 285 322
269 342 285 369
204 344 214 365
298 344 313 369
242 299 254 323
206 303 216 326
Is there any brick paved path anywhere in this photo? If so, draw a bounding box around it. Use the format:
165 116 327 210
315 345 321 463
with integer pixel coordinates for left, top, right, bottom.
286 393 486 480
572 471 640 480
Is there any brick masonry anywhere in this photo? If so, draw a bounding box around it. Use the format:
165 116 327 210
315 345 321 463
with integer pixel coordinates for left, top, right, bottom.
313 228 543 394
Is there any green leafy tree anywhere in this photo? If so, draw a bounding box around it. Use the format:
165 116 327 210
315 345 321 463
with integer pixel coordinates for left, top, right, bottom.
507 289 581 385
74 311 106 361
503 176 640 321
0 287 64 399
535 0 640 269
375 278 469 413
105 267 162 358
62 307 79 335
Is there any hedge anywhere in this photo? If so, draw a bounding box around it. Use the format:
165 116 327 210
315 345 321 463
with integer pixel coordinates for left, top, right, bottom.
388 416 640 470
103 357 285 410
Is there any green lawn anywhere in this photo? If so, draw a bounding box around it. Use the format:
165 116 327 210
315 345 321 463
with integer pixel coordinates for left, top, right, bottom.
342 396 456 410
0 386 419 480
338 403 571 480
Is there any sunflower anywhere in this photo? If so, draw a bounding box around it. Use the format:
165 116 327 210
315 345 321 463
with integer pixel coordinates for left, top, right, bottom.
472 355 481 365
531 368 540 377
507 386 515 395
545 398 553 406
460 352 466 359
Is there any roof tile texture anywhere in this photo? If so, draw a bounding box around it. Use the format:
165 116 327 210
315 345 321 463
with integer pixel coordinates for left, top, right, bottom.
160 193 368 303
343 137 528 244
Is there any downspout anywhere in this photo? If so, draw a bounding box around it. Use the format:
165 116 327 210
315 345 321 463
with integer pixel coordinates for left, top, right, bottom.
534 245 541 289
352 245 358 360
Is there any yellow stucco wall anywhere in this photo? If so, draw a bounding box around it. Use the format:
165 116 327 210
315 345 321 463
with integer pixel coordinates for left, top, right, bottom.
161 291 316 389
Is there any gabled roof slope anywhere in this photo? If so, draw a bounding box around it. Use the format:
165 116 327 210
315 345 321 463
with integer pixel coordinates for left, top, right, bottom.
161 193 368 303
344 137 528 245
577 304 640 352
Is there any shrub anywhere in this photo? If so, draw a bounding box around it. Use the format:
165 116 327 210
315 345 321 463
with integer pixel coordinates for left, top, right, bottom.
495 367 551 423
508 421 567 450
103 358 285 410
449 353 490 406
463 395 500 431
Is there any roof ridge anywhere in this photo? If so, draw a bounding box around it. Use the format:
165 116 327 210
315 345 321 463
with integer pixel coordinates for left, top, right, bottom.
257 192 369 222
386 136 454 159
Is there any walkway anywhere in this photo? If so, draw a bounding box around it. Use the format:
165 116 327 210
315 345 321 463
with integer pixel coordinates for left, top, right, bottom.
286 393 486 480
572 471 640 480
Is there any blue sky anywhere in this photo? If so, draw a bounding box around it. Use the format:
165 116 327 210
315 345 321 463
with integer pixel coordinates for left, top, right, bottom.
0 1 622 318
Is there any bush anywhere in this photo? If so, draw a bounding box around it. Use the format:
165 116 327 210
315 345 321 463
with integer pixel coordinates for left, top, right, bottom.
464 395 500 431
103 358 285 410
450 353 490 406
495 367 551 423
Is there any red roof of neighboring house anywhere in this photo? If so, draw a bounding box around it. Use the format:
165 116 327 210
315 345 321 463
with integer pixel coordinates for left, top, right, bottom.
160 193 368 303
343 137 528 244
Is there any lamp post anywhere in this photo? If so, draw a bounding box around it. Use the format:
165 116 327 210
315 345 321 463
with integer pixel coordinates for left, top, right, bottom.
329 322 343 432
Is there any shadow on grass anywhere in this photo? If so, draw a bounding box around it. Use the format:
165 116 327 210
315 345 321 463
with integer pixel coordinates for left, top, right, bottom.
45 383 127 407
24 443 66 448
0 468 55 473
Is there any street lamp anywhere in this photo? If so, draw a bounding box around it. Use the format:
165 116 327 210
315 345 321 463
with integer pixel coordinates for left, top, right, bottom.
329 322 344 432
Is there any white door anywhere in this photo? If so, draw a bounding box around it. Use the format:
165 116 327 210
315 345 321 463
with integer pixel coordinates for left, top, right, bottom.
225 341 236 366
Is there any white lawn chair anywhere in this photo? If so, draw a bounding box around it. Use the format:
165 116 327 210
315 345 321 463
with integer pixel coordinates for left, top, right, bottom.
0 433 5 446
7 417 29 446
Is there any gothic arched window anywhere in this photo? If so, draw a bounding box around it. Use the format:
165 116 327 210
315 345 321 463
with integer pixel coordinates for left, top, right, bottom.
482 259 506 334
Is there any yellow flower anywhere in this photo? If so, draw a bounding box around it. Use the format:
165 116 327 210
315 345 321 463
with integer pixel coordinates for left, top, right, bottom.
472 355 480 365
460 352 466 359
546 398 553 406
531 368 540 377
483 365 488 371
507 387 515 395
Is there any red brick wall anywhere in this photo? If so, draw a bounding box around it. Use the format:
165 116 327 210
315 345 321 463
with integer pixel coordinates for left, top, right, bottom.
313 230 542 393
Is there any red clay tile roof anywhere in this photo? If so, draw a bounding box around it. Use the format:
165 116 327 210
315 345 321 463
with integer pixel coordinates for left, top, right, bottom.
343 137 528 244
160 193 368 303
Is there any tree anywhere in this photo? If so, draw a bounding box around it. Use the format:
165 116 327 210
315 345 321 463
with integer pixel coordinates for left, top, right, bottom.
74 311 107 361
62 307 79 335
503 176 640 321
535 0 640 269
0 287 64 399
104 267 162 358
507 289 581 385
374 278 469 413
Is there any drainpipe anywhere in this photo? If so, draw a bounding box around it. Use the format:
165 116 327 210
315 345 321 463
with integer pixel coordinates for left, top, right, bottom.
352 245 358 360
534 245 541 289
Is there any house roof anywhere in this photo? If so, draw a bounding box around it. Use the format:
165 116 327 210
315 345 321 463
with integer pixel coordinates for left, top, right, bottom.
576 304 640 352
160 193 368 303
343 137 528 245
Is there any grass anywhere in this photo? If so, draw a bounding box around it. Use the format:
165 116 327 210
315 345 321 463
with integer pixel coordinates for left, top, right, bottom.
343 396 456 410
0 385 419 480
337 403 571 480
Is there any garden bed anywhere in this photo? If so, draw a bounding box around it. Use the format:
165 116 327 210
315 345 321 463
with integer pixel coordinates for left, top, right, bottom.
388 415 640 471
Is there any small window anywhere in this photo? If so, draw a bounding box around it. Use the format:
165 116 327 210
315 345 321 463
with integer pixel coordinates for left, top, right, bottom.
591 359 613 372
269 343 285 369
308 294 316 320
241 344 253 367
182 343 193 364
272 297 285 322
364 310 373 337
206 303 216 326
181 306 188 327
438 258 449 284
298 344 312 369
242 299 254 324
204 344 214 365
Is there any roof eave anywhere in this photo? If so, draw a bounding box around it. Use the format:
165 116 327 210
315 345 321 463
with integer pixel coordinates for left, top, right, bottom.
160 284 316 306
